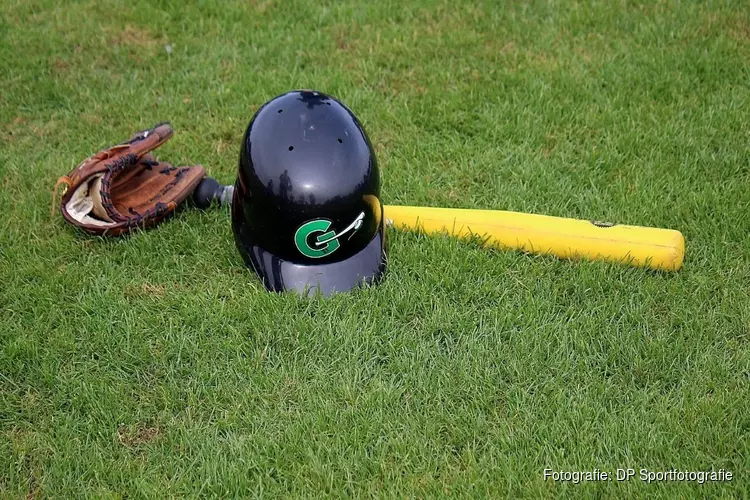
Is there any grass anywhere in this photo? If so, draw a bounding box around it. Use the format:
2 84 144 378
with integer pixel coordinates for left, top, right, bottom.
1 0 749 497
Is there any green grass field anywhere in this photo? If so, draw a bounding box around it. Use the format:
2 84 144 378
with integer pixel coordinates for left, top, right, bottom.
1 0 749 497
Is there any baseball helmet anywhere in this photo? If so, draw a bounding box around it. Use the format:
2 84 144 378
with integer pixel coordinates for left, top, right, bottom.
231 90 386 295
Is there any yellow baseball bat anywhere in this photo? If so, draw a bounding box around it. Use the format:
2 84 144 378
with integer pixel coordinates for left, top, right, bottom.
383 205 685 271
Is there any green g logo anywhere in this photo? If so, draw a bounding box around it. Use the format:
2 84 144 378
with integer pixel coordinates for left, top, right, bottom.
295 219 340 258
294 212 365 259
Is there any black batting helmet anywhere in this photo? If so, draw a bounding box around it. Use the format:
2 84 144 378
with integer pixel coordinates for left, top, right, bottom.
231 90 386 295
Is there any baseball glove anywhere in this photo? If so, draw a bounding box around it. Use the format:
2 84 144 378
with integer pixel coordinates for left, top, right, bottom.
53 123 206 236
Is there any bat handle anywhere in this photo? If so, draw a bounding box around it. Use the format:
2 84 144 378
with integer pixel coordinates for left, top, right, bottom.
193 177 234 209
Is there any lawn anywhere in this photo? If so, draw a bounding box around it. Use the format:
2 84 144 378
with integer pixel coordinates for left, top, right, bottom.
1 0 749 497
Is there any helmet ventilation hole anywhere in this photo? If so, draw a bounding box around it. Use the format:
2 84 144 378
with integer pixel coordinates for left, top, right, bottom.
337 138 343 143
288 146 294 151
278 109 283 113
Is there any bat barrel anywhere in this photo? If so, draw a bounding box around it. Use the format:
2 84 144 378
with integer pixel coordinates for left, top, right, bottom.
384 205 684 271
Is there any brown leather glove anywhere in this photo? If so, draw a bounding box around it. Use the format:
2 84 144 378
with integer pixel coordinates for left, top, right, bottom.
54 123 206 236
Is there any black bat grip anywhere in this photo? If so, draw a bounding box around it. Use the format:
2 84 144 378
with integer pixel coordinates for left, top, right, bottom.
193 177 234 209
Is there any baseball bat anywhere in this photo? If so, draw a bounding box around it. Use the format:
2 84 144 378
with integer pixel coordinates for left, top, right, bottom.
194 179 684 271
383 205 684 271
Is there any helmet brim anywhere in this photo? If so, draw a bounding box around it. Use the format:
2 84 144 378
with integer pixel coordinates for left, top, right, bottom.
238 227 385 296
